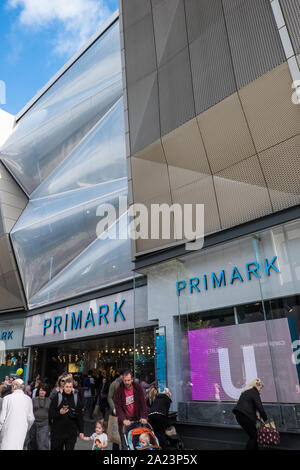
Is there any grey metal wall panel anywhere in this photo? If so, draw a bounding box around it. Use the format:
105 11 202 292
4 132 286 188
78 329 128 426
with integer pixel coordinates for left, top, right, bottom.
223 0 286 89
189 8 236 114
122 0 151 30
158 47 195 136
280 0 300 53
124 13 157 86
152 0 188 67
127 72 161 154
185 0 225 44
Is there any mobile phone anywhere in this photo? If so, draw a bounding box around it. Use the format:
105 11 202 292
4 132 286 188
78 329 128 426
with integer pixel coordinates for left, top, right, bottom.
63 405 69 409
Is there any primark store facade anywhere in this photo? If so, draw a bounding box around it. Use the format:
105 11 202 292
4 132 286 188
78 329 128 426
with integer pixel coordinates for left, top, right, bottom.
0 0 299 449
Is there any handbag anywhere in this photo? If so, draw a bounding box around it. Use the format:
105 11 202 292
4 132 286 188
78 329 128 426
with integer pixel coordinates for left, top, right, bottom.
257 418 280 447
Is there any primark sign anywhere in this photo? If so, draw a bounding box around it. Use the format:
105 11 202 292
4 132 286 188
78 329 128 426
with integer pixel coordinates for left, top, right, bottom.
176 256 280 296
24 288 147 346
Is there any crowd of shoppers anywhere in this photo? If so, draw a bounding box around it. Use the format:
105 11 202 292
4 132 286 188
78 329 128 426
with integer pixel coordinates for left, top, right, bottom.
0 369 268 451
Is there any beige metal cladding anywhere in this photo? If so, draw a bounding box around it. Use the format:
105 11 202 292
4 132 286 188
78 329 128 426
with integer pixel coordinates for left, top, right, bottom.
238 61 300 151
213 155 273 229
259 134 300 212
0 162 27 233
162 118 211 190
197 93 256 174
0 162 27 310
129 60 300 256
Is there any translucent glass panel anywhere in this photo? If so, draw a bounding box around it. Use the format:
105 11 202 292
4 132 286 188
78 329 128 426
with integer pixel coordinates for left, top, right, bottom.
11 180 128 301
4 20 134 309
0 21 122 195
27 213 134 309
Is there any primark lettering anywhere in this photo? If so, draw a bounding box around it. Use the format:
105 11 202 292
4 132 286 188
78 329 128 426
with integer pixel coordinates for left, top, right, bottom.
42 299 126 337
176 256 280 296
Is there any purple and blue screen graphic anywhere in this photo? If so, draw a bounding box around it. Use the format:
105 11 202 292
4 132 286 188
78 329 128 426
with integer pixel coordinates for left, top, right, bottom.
188 318 300 403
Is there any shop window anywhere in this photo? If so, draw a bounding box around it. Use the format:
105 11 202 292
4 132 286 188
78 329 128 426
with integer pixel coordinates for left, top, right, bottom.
177 295 300 429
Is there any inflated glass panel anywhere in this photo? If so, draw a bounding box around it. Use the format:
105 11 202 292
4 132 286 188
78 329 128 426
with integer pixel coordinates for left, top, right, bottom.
32 98 126 198
27 212 134 309
11 180 128 301
0 22 122 195
23 21 122 117
223 0 285 89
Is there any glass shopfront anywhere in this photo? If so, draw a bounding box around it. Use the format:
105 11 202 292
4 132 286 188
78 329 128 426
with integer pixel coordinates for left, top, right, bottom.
0 318 29 382
24 285 157 386
142 219 300 431
30 327 156 385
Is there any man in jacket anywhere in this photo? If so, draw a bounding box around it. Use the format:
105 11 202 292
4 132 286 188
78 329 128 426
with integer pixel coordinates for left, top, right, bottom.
114 370 148 450
49 377 84 450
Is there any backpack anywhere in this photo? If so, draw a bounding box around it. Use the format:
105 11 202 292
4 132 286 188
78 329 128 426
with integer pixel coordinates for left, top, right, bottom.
57 390 78 408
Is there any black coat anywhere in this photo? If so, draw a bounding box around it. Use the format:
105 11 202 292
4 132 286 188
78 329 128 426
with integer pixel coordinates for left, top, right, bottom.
233 387 267 423
149 394 172 417
49 391 84 439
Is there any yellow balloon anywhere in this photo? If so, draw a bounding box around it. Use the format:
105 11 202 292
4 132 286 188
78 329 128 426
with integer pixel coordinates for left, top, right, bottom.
16 368 23 376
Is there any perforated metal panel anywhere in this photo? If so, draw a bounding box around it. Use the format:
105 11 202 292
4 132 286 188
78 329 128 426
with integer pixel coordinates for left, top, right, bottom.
131 139 171 202
124 13 157 86
171 176 221 235
214 155 272 229
184 0 224 44
259 134 300 211
197 93 255 173
280 0 300 53
239 61 300 152
135 190 175 254
158 47 195 136
152 0 188 67
162 118 211 189
223 0 285 89
122 0 152 30
127 71 160 154
189 23 236 114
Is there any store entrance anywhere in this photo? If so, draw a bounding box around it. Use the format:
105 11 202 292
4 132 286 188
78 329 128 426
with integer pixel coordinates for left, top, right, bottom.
32 327 156 387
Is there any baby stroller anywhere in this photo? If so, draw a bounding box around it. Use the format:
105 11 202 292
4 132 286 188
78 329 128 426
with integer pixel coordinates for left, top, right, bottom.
165 412 184 450
124 422 160 450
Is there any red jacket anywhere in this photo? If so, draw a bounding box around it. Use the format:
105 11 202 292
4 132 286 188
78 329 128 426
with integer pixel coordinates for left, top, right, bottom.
114 381 147 426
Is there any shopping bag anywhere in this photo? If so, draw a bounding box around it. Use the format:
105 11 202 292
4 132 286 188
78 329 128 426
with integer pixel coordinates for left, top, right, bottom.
257 419 280 447
107 415 121 445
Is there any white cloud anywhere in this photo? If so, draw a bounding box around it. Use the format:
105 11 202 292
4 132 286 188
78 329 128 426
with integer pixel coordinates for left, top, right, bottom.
7 0 113 56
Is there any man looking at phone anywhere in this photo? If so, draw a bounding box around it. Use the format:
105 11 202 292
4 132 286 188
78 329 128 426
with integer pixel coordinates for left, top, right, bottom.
49 378 84 450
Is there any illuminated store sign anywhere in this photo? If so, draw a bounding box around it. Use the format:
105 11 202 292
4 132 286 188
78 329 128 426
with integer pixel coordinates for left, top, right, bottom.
176 256 280 296
24 287 148 346
43 300 126 336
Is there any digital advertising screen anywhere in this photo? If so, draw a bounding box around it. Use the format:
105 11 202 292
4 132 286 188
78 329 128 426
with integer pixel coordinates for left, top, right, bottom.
188 318 300 403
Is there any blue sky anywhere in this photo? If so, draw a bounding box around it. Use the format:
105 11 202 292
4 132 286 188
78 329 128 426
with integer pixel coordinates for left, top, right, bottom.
0 0 118 115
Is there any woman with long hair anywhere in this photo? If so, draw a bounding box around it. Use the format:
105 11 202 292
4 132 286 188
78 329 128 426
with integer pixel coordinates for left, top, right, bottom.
233 378 267 450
